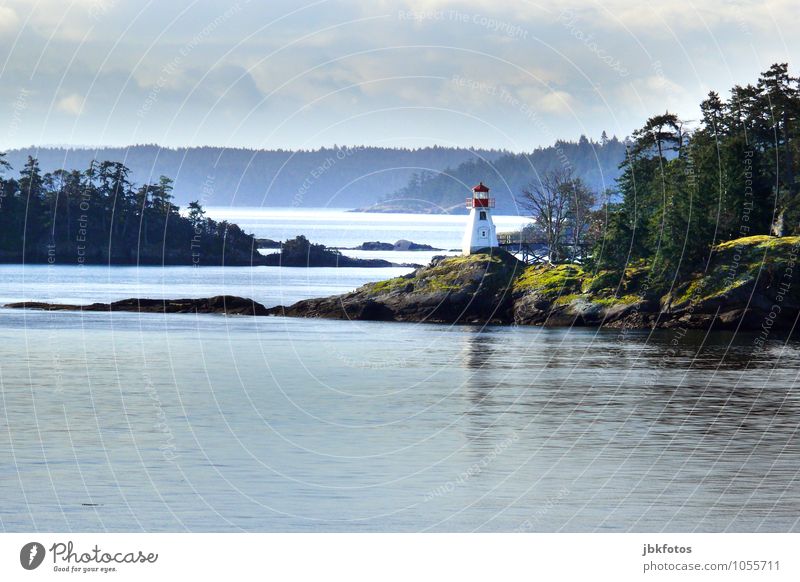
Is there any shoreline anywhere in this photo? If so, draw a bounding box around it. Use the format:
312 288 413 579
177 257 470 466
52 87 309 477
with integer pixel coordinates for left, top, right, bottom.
4 295 795 335
7 234 800 336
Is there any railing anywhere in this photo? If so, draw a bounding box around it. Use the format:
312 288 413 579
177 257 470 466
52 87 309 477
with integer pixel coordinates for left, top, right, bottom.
466 197 496 208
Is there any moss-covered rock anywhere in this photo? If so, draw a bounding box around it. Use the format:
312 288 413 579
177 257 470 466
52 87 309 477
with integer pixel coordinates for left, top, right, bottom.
666 235 800 323
513 264 584 296
272 235 800 331
278 249 525 323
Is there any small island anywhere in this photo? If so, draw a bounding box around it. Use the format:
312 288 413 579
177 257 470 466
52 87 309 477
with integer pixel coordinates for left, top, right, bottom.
343 239 443 251
262 236 418 267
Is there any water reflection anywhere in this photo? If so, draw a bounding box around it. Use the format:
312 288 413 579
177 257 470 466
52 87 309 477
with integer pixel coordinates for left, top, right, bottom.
2 312 800 532
459 330 502 442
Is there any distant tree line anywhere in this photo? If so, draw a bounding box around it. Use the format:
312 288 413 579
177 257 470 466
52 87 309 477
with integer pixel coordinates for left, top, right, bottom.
0 157 261 265
3 145 504 209
4 141 626 213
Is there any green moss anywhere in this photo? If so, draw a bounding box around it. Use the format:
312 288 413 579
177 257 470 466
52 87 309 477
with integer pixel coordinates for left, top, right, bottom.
714 235 775 251
513 264 585 296
676 278 707 304
590 294 641 308
414 276 461 293
552 293 581 307
366 251 519 297
368 277 409 294
759 235 800 249
436 253 504 267
670 235 800 307
581 270 619 294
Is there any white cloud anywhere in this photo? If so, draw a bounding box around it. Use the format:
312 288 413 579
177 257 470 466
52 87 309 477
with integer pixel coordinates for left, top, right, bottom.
5 0 117 42
0 5 20 36
535 90 576 115
553 0 799 35
0 0 797 149
56 93 85 116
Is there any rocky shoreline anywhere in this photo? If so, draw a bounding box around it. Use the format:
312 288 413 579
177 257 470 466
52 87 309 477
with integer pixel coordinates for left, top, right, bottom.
7 235 800 334
259 235 800 332
6 296 272 316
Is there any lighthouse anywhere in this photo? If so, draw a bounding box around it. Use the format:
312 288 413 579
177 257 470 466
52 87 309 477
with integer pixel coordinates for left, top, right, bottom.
461 182 499 255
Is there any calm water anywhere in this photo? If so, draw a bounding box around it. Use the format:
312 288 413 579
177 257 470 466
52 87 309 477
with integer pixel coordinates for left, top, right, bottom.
203 206 533 249
1 209 799 532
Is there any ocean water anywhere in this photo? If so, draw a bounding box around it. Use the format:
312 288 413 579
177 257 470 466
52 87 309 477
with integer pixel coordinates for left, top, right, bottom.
202 206 533 250
1 209 799 532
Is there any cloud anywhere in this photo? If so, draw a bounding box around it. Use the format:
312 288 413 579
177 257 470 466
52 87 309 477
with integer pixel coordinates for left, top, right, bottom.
0 0 797 149
553 0 799 36
56 93 85 116
535 90 576 115
0 5 20 36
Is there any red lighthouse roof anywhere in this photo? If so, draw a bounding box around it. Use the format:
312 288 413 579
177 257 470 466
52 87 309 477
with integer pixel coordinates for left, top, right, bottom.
472 182 490 193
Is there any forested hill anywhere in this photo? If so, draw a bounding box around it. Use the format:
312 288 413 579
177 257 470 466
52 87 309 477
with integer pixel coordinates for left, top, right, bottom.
3 145 504 209
3 140 625 212
0 156 262 266
370 136 627 214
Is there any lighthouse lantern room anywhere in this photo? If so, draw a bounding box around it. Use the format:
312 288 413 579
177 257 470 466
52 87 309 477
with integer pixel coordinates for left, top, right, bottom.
461 182 499 255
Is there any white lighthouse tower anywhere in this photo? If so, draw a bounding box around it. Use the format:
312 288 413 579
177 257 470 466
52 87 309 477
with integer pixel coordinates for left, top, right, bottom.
461 181 499 255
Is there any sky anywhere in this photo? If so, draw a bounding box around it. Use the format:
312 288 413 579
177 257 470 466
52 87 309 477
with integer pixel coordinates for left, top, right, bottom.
1 0 798 152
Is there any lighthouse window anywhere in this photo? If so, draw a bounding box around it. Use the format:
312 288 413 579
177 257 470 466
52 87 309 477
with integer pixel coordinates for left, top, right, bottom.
479 211 487 220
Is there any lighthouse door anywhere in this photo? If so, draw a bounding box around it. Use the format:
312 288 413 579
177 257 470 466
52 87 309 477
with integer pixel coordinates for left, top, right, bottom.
479 227 488 239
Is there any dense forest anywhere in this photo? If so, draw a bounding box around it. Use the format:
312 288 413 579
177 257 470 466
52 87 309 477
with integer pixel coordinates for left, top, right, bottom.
591 63 800 287
375 136 627 214
0 157 261 265
3 145 504 209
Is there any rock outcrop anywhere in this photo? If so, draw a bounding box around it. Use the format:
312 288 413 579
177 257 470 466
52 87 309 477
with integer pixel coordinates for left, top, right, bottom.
271 248 525 323
270 235 800 331
7 295 270 316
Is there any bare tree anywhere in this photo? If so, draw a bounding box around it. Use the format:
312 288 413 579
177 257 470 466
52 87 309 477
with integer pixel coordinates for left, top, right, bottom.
518 169 571 262
518 169 597 263
565 178 597 261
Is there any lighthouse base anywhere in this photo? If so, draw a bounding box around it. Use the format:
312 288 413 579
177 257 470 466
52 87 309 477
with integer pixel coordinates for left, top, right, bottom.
461 208 499 255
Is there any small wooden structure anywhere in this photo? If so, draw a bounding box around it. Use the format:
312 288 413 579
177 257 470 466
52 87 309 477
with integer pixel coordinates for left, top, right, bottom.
498 236 549 264
498 233 592 264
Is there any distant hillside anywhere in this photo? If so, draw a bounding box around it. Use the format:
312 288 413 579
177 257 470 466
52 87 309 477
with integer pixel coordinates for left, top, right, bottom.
4 139 625 212
3 145 503 209
367 136 627 214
